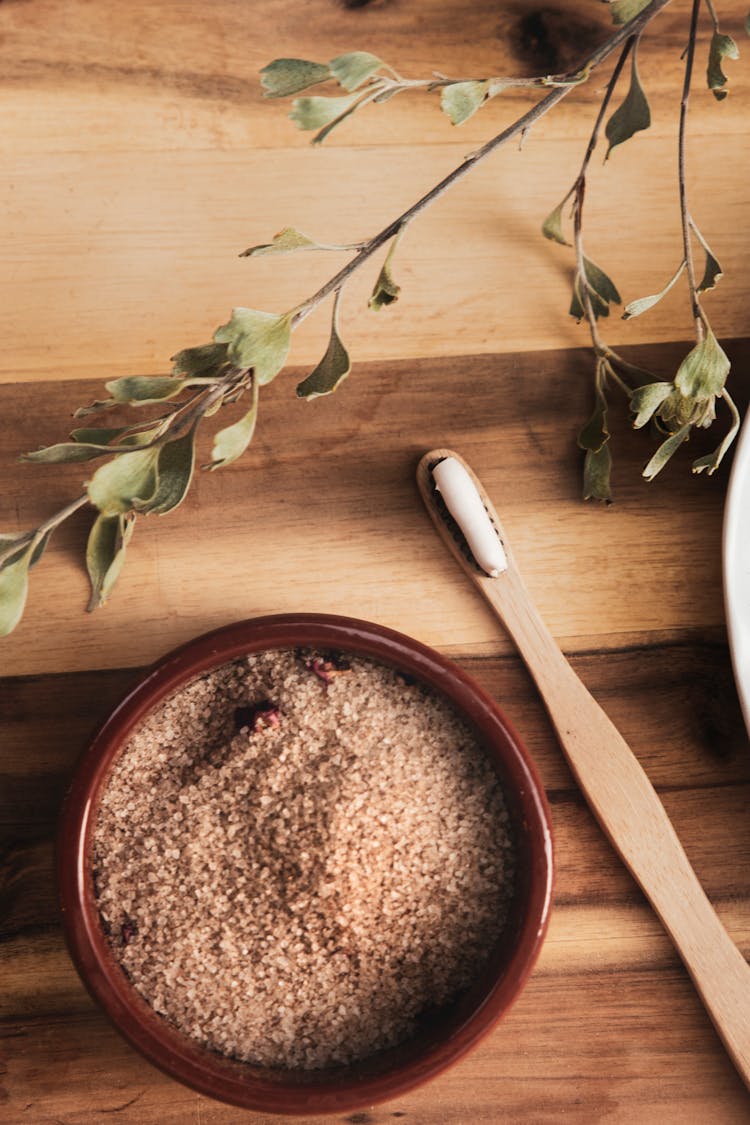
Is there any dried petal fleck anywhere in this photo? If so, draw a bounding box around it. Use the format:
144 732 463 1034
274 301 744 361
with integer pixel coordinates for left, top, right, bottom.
233 700 281 732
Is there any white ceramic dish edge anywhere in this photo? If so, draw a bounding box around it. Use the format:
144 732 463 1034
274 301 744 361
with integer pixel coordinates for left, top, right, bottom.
722 409 750 740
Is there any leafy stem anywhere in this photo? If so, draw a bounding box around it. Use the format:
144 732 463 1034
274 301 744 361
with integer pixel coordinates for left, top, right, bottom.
572 37 636 357
0 493 89 569
580 38 636 183
703 0 721 32
291 2 672 328
2 0 741 636
679 0 708 337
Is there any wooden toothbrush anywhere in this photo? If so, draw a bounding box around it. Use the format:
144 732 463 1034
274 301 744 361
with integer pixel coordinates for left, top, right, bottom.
417 448 750 1090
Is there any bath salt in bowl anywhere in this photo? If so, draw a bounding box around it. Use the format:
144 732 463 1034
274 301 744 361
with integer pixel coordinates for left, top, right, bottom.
58 614 553 1115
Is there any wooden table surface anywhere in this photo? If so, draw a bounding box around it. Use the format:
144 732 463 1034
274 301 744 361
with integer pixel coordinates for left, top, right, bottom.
2 2 750 1122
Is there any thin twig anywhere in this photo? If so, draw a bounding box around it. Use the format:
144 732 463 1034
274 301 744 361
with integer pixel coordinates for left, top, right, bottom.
36 493 90 534
579 38 635 183
163 368 248 436
0 493 90 568
381 71 587 94
703 0 721 32
116 367 248 450
2 369 248 567
678 0 707 338
694 386 742 474
601 359 633 395
572 37 635 355
0 0 686 631
603 349 660 386
721 386 741 438
290 0 675 328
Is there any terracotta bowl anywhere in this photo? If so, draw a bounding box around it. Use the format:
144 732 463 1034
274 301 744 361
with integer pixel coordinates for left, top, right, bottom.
58 613 553 1115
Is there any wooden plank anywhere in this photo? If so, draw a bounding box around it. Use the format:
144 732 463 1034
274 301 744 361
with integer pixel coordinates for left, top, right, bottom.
0 339 744 676
2 971 750 1124
1 643 749 1121
1 1 749 382
2 1 744 147
3 3 750 1119
1 138 747 384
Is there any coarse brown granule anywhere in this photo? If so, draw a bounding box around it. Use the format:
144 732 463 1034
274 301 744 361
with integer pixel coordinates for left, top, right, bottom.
93 649 516 1070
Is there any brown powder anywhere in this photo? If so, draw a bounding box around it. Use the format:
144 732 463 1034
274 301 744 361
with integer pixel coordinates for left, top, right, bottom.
93 649 516 1070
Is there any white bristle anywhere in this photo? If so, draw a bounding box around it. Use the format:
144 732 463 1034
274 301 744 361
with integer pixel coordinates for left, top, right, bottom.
431 457 508 578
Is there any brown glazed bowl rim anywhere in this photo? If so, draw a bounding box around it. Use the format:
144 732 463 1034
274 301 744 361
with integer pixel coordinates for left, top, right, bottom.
57 613 553 1115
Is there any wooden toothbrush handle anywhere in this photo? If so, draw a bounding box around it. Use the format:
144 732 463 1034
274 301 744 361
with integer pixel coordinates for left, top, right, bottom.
485 568 750 1088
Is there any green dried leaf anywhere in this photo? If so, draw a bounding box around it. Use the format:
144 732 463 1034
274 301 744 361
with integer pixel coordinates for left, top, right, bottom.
134 426 197 515
329 51 382 91
29 528 52 568
171 342 229 378
643 423 691 480
577 382 609 453
658 389 692 428
674 330 730 401
584 257 621 306
260 58 331 98
0 544 33 636
583 444 612 502
118 426 163 448
440 81 489 126
630 382 675 428
203 396 226 419
694 396 717 429
87 447 159 515
690 221 723 294
698 248 723 294
0 533 26 552
213 308 292 385
373 86 400 105
0 533 31 570
692 447 722 474
21 441 120 464
707 32 739 100
692 401 740 474
0 527 46 576
70 426 130 445
208 382 259 470
240 227 324 258
570 258 621 321
605 48 651 158
369 268 399 309
86 511 135 611
609 0 651 25
541 198 571 246
369 235 402 310
74 399 117 418
105 376 188 405
623 262 685 320
569 273 608 321
289 94 359 133
297 300 351 399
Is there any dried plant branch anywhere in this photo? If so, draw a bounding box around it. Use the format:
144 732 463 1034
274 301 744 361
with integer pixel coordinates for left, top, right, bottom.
291 0 673 325
679 0 707 336
0 493 89 570
572 37 636 354
1 0 743 636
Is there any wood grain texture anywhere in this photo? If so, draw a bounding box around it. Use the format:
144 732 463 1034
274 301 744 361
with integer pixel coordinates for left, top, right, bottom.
419 447 750 1086
1 338 747 678
3 1 750 1120
2 643 749 1123
1 0 749 382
